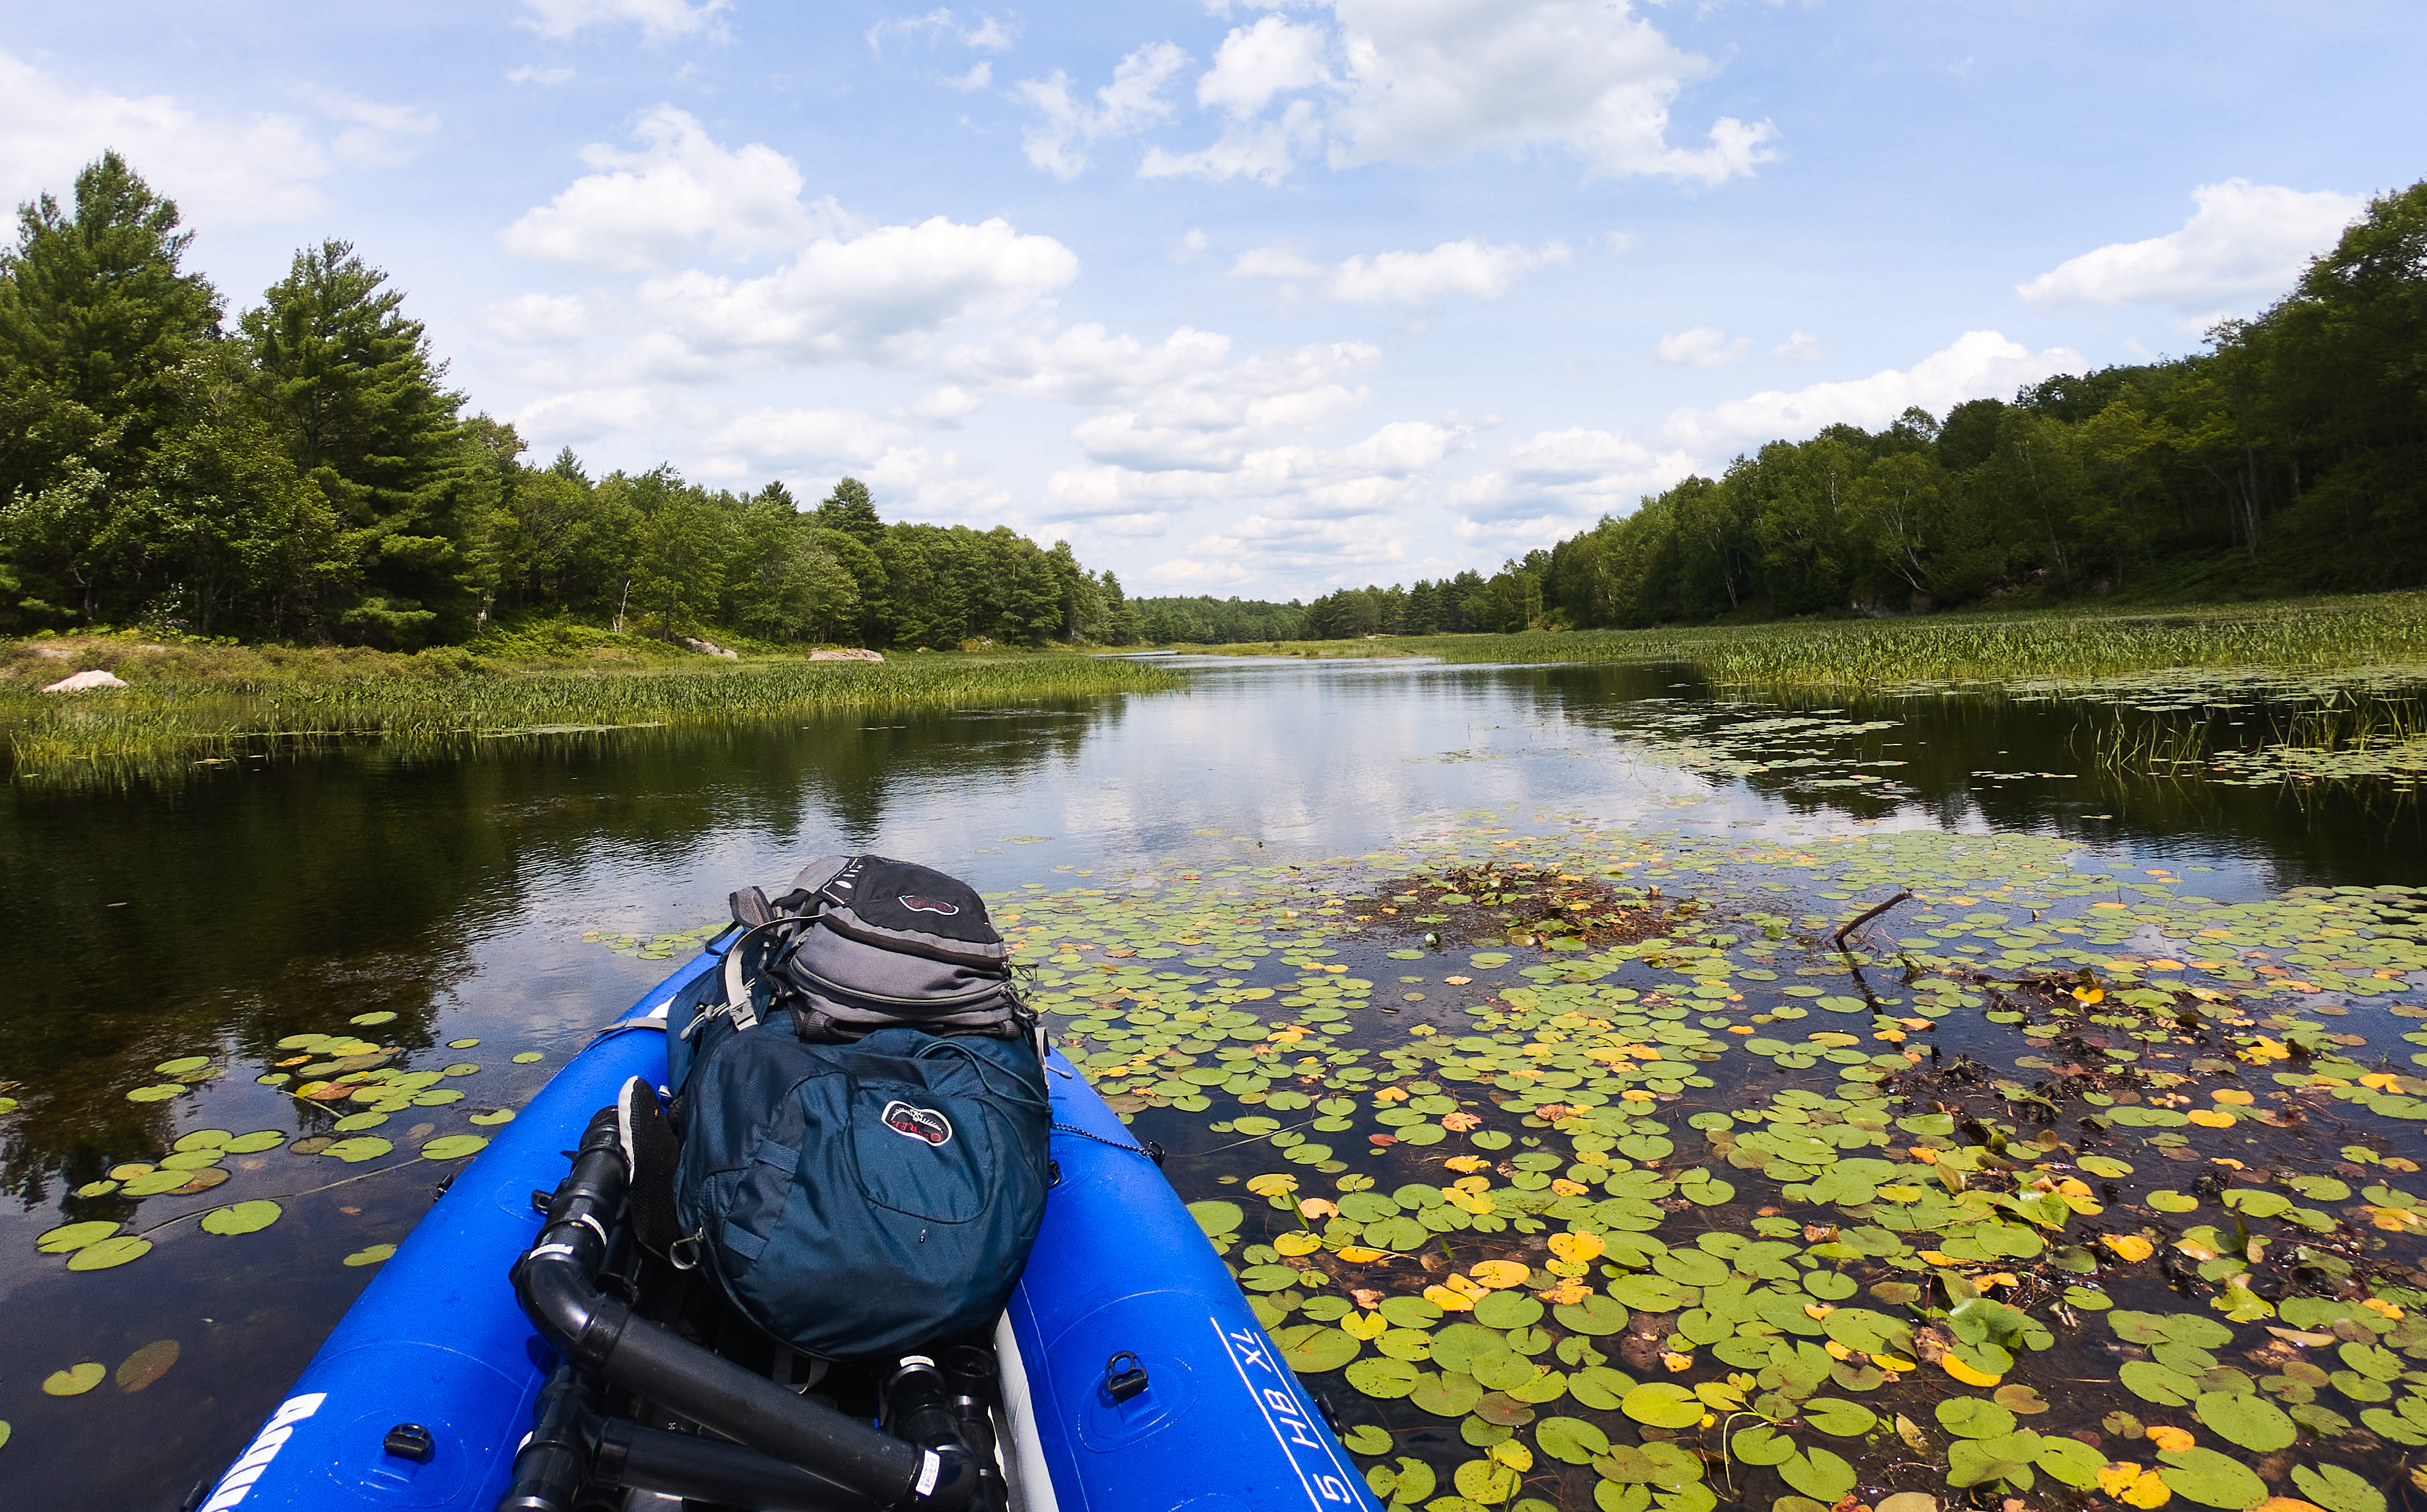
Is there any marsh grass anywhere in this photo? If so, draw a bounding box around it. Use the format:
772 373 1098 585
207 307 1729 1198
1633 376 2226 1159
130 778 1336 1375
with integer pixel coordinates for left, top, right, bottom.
1186 591 2427 689
1 647 1181 786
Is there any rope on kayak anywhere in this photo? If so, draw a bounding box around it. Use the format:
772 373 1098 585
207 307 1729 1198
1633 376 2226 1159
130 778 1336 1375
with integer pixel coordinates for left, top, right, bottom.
1051 1121 1163 1165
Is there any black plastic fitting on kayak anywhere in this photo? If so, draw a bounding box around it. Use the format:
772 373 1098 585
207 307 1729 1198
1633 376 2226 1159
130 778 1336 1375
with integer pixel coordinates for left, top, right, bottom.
507 1106 976 1512
494 1360 593 1512
594 1418 859 1511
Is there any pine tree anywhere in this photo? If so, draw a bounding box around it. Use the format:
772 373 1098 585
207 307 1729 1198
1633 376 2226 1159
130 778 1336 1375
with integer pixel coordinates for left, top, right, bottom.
243 240 462 527
813 476 883 546
0 151 223 625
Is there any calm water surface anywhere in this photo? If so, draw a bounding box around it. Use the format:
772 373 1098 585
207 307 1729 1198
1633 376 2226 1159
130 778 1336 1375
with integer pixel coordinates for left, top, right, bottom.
1 655 2421 1507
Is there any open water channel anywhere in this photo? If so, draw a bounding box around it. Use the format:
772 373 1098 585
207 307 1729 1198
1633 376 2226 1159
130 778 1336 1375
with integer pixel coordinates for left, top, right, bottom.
3 655 2426 1511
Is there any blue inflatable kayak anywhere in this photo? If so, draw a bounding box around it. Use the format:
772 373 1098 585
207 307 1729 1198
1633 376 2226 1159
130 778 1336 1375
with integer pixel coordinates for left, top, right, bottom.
197 935 1380 1512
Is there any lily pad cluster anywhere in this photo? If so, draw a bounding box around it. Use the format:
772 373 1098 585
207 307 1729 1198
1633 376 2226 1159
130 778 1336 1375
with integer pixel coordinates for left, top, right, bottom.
21 1025 540 1280
990 815 2427 1512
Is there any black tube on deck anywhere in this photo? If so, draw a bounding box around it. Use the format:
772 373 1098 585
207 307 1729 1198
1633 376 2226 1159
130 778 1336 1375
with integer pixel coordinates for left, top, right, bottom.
506 1106 975 1512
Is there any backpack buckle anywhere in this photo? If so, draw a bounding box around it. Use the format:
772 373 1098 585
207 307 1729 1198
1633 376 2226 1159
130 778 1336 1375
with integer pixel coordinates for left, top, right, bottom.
1103 1351 1149 1404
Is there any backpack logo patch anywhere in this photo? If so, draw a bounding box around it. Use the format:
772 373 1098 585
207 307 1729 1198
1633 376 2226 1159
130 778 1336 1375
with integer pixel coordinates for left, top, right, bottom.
882 1100 953 1147
899 895 961 916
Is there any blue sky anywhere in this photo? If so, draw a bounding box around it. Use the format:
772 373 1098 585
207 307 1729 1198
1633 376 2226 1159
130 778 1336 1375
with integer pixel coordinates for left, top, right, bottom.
3 1 2418 598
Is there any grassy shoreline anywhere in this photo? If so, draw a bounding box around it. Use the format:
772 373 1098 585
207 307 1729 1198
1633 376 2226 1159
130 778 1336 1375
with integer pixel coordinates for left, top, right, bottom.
1164 590 2427 688
1 635 1182 785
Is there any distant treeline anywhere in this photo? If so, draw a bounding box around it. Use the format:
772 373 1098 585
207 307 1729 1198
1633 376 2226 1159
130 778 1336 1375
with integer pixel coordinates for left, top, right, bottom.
0 153 1131 650
1149 178 2427 643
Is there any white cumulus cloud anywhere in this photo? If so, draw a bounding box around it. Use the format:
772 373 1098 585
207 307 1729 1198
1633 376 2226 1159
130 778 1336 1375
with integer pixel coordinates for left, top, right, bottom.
708 407 908 467
1451 428 1697 543
503 106 844 273
480 293 591 346
638 216 1080 364
520 0 730 40
0 49 416 228
507 65 576 85
1130 1 1774 185
2017 179 2366 320
1664 331 2083 453
1229 238 1568 303
1014 42 1189 180
1655 326 1748 367
1197 15 1331 114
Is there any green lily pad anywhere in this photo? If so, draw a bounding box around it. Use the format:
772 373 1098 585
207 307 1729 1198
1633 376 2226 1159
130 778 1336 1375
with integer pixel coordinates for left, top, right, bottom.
66 1235 151 1270
1779 1447 1855 1502
200 1200 282 1236
42 1363 105 1396
36 1220 120 1254
1275 1323 1361 1373
1801 1398 1875 1437
2034 1435 2105 1490
1620 1383 1702 1429
2292 1464 2387 1512
221 1130 286 1153
2194 1390 2294 1451
420 1134 489 1160
125 1084 185 1103
2120 1360 2201 1405
324 1136 393 1163
1536 1416 1612 1464
1189 1200 1244 1237
1410 1371 1484 1418
1936 1397 2015 1439
1341 1423 1392 1455
1727 1424 1795 1466
513 1052 544 1063
2156 1446 2268 1509
154 1056 211 1075
342 1243 397 1268
1474 1291 1544 1330
1555 1294 1631 1336
2148 1190 2199 1212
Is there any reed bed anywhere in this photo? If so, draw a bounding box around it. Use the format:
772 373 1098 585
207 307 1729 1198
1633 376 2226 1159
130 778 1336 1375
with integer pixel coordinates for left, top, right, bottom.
1214 591 2427 689
1 653 1181 786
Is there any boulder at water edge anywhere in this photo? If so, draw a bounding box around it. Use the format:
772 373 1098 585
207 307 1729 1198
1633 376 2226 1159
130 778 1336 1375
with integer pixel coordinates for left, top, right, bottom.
809 648 884 662
42 668 130 693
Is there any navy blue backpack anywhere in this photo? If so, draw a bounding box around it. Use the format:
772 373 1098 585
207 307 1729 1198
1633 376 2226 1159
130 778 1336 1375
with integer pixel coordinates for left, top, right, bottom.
667 859 1053 1360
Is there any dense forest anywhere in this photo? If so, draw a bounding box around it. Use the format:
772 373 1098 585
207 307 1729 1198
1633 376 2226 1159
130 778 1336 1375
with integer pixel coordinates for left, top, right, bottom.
0 153 1135 651
1142 178 2427 643
6 153 2420 653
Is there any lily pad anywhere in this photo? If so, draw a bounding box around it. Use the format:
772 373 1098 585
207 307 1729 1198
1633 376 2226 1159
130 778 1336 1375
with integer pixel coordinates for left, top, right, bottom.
1779 1447 1855 1502
1536 1416 1612 1464
2155 1446 2268 1509
1620 1382 1703 1429
114 1340 180 1393
66 1236 151 1270
36 1220 120 1254
2193 1390 2294 1451
420 1134 488 1160
42 1363 105 1396
2292 1464 2387 1512
200 1200 282 1237
1275 1323 1361 1373
342 1243 398 1268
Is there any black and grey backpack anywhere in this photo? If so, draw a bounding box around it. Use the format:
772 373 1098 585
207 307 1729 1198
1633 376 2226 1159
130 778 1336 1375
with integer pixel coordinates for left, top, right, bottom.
702 853 1028 1046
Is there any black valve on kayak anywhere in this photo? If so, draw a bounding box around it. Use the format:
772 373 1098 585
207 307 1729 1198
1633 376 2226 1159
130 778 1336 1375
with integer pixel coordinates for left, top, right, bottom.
1103 1351 1149 1404
382 1423 435 1464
